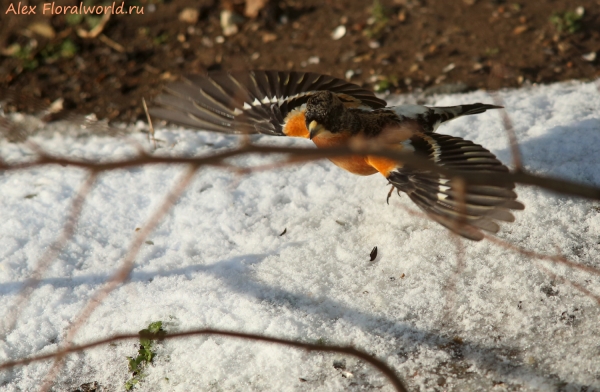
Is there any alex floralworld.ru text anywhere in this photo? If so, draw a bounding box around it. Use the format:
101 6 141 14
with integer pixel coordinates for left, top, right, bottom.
5 2 144 15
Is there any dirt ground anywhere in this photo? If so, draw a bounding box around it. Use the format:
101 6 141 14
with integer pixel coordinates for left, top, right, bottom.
0 0 599 125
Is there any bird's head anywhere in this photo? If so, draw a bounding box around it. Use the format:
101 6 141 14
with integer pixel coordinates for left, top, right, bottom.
305 91 345 139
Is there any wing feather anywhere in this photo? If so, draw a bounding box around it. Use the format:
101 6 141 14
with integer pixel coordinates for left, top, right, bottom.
150 70 387 136
387 133 523 240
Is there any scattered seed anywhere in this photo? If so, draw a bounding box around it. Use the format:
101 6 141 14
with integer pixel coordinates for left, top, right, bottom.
442 63 455 73
279 228 287 236
368 40 381 49
370 246 378 261
244 0 269 18
135 227 141 231
220 10 242 36
400 273 405 279
24 193 37 199
582 52 596 62
308 56 320 65
28 22 56 39
331 25 346 40
145 240 154 245
178 7 199 24
262 32 277 43
513 25 528 35
333 359 346 370
299 378 307 382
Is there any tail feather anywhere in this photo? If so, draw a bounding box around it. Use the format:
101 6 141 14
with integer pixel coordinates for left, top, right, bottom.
391 103 502 132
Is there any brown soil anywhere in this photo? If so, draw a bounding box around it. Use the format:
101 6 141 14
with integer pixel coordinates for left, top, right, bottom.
1 0 599 125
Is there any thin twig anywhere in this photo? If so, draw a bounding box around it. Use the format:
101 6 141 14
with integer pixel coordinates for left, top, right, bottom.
142 97 157 151
2 329 408 392
1 144 600 200
492 93 523 171
483 234 600 278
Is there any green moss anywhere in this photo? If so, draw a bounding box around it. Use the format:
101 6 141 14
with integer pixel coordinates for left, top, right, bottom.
124 321 166 390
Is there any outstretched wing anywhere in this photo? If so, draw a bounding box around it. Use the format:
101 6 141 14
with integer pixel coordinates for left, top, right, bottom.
149 70 387 136
387 133 523 241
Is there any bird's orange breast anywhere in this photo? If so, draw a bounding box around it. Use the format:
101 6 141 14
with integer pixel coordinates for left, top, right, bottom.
282 110 310 138
312 132 378 176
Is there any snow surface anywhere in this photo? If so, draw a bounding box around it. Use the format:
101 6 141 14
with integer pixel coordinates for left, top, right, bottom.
1 80 600 391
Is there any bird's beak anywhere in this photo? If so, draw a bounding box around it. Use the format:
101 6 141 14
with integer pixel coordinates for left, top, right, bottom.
308 120 324 140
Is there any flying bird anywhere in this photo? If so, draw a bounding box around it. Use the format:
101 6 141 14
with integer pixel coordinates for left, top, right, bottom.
149 70 523 240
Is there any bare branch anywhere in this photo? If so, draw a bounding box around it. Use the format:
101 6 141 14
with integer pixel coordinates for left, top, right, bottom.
483 234 600 278
491 94 523 171
0 144 599 201
1 329 408 392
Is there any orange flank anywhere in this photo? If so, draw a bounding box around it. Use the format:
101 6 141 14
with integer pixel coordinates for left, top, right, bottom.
282 110 309 138
365 155 399 177
328 155 378 175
